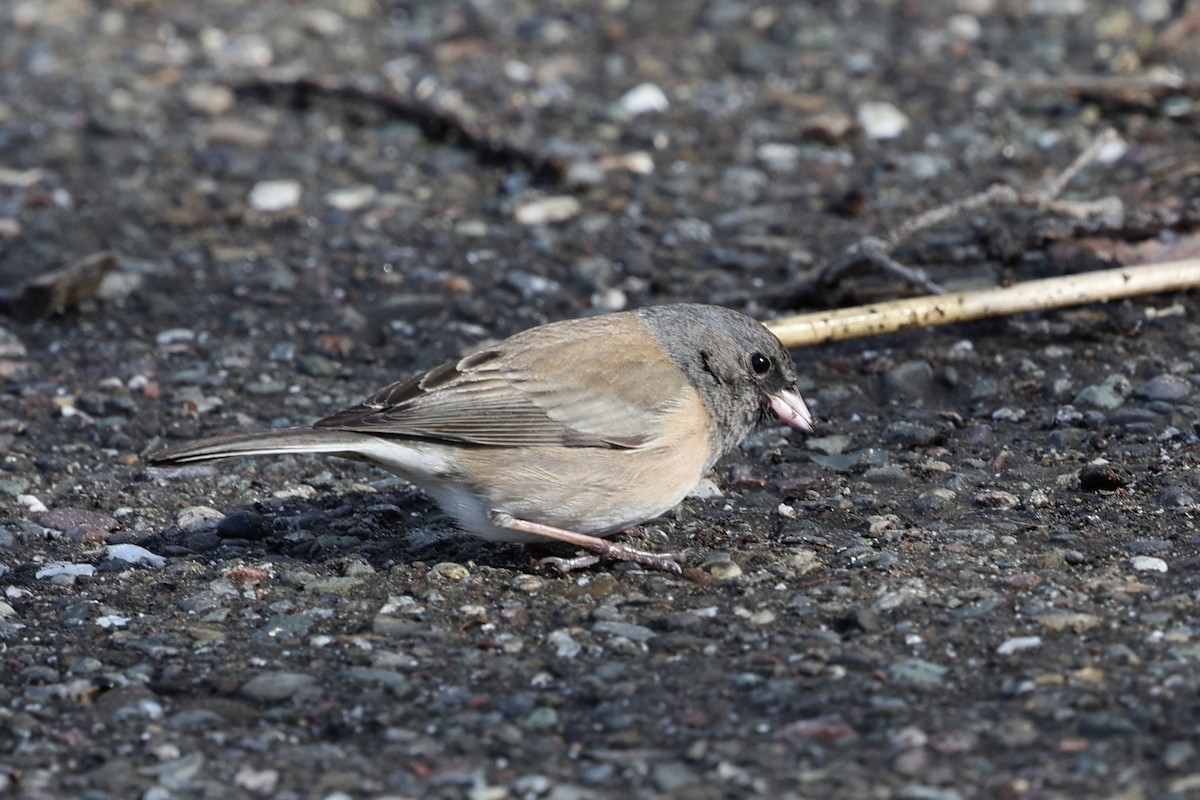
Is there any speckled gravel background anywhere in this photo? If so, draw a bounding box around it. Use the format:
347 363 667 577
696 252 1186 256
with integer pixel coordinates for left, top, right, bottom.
2 1 1200 799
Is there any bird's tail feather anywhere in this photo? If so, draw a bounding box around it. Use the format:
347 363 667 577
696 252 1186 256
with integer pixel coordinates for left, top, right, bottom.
148 428 378 466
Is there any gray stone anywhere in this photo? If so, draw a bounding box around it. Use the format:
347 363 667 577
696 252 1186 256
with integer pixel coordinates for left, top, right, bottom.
239 672 316 702
1133 374 1191 402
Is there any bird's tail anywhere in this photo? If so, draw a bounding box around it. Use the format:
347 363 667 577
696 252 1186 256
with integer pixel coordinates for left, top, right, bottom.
147 428 378 466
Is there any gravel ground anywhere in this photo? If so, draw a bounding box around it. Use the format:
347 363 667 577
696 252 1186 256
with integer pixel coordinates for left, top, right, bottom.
2 1 1200 799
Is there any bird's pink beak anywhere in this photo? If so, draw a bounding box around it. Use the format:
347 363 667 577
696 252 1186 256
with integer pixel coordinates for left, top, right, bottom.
769 388 814 432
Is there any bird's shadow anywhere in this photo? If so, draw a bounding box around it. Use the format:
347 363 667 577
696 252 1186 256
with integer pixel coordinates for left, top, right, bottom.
141 487 541 572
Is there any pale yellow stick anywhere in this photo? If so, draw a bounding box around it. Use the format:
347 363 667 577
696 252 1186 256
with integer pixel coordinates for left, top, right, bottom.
766 259 1200 348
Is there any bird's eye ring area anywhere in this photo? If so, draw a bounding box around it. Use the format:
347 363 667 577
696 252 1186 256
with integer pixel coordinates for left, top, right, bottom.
749 353 772 375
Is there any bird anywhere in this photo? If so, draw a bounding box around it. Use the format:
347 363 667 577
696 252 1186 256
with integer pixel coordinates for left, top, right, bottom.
149 303 814 572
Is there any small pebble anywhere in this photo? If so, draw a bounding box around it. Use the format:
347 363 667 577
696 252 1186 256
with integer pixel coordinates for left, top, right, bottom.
548 629 582 659
1074 378 1128 411
234 766 280 794
514 196 581 225
248 180 302 212
155 328 195 347
303 8 346 36
756 143 801 171
1158 486 1197 508
1133 374 1191 402
183 83 235 115
592 620 655 642
177 506 224 533
991 407 1027 423
702 556 743 581
217 509 267 540
974 490 1019 509
105 544 166 567
1079 463 1127 492
1130 556 1168 573
857 101 910 140
612 82 669 116
467 786 508 800
35 563 96 579
888 658 949 688
239 672 316 702
324 185 377 211
883 360 934 401
806 435 851 455
429 562 470 582
914 488 957 514
997 636 1042 655
1034 612 1101 633
18 494 48 513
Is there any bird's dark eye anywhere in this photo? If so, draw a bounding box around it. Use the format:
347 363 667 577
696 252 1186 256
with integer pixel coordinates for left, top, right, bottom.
750 353 772 375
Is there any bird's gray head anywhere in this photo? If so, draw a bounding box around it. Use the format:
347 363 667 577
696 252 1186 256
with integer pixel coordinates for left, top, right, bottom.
636 304 811 467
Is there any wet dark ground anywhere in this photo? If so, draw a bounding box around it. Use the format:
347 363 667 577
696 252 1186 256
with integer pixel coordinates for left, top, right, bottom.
2 1 1200 798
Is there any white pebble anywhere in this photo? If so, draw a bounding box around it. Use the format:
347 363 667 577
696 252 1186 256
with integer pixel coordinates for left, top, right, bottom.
504 60 534 83
997 636 1042 655
324 185 377 211
756 143 801 171
1094 133 1128 164
303 8 346 36
272 485 318 501
514 196 581 225
36 563 96 579
946 13 982 40
105 544 167 567
248 180 302 212
184 83 235 115
598 151 655 174
613 82 669 116
18 494 47 513
1131 556 1168 573
155 328 195 347
548 629 582 659
177 506 224 533
590 288 627 311
857 101 910 140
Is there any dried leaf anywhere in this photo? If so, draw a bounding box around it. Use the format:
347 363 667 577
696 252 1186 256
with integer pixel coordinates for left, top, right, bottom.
0 251 118 321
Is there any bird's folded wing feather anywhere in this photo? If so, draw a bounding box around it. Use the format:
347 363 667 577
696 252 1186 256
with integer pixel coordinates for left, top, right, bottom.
315 319 694 449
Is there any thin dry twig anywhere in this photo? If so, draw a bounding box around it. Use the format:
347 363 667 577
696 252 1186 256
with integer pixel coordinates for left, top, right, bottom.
995 73 1199 103
767 258 1200 348
802 129 1123 298
1031 129 1119 207
235 72 567 183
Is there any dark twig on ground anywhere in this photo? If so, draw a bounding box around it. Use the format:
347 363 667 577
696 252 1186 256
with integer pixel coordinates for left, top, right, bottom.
235 72 568 184
995 73 1200 107
795 129 1124 300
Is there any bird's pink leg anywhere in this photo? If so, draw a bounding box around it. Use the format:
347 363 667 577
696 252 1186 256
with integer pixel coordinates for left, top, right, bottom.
491 513 691 573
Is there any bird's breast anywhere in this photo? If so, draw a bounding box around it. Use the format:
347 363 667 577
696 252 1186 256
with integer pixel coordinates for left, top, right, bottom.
451 388 714 537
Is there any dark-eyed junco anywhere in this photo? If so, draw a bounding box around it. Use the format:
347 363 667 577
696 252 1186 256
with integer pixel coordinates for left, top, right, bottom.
149 303 813 571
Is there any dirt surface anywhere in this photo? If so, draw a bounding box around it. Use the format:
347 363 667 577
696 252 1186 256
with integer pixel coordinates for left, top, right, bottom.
2 1 1200 798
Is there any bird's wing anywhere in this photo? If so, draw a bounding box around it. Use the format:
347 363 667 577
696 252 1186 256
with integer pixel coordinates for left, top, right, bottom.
315 315 698 449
